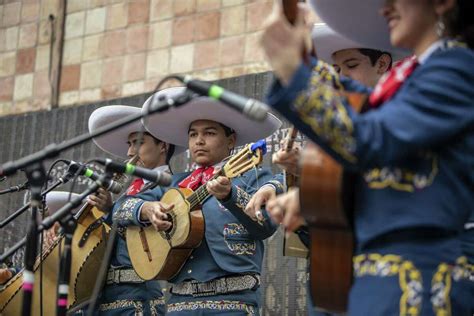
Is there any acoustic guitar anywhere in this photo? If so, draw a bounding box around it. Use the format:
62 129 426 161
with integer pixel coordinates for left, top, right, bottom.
276 0 368 312
127 141 267 281
299 92 366 313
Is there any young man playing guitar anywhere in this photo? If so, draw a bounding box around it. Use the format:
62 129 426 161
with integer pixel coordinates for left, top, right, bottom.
84 105 182 315
112 87 281 315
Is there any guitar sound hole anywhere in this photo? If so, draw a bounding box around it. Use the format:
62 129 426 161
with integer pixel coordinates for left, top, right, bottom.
165 213 173 234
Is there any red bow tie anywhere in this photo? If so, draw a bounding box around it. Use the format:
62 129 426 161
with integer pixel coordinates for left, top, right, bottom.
178 166 215 191
369 56 419 108
126 178 145 196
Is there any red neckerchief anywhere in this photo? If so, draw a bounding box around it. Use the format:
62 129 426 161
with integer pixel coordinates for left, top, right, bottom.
126 178 144 196
369 56 419 108
178 166 215 191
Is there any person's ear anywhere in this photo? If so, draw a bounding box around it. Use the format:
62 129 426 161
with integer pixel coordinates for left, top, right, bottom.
376 54 392 74
227 134 236 151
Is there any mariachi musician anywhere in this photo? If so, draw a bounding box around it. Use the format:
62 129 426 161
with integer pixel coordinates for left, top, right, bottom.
261 0 474 315
246 22 399 316
112 87 281 315
85 104 183 315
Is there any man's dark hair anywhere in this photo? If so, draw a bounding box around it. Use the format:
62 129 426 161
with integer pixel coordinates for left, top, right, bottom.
218 123 235 137
358 49 393 69
444 0 474 49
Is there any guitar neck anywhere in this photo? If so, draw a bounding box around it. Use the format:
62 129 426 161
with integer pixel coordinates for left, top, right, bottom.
284 127 299 188
285 127 298 151
186 170 224 209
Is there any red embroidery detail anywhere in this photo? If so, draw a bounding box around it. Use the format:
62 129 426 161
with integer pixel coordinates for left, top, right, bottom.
178 166 215 190
369 56 419 108
126 178 144 196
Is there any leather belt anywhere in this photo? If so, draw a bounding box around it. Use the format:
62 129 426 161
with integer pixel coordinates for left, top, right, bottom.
170 274 260 297
106 268 144 285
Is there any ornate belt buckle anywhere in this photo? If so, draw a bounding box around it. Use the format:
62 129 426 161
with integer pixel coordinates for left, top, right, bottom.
113 270 121 284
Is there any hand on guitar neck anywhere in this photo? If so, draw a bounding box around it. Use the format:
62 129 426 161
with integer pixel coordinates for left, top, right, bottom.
245 135 301 223
266 187 303 233
273 138 301 177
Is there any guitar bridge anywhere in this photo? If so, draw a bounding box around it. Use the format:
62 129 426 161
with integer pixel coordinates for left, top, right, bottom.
138 227 153 262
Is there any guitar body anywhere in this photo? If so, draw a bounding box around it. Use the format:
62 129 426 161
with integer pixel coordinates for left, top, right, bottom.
299 143 353 313
126 188 205 281
0 206 109 314
299 92 365 312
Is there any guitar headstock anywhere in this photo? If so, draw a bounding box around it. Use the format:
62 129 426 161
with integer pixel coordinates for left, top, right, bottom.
222 139 266 178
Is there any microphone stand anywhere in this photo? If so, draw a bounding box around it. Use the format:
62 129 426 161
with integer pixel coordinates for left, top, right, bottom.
0 174 106 315
0 90 192 315
0 178 68 228
0 91 194 178
0 91 192 262
0 180 29 195
22 162 47 316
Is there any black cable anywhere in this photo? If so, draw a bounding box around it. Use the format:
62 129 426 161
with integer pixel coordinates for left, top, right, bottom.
153 74 183 93
67 159 98 203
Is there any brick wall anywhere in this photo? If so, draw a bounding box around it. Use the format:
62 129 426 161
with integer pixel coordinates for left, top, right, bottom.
0 0 319 117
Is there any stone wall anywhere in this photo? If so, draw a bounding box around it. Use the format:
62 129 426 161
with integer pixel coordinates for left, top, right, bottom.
0 0 302 117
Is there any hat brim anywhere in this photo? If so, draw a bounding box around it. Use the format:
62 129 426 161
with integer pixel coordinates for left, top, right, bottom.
309 0 409 54
312 23 367 63
89 105 186 158
142 87 282 147
45 191 82 214
312 23 408 63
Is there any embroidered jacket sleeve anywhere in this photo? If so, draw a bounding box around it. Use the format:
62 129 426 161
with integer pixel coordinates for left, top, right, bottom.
219 168 278 240
111 187 164 227
262 172 285 195
266 49 474 170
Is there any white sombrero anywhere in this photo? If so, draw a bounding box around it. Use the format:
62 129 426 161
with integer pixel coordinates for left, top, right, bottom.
45 191 81 214
142 87 282 147
312 23 407 63
309 0 408 53
312 23 367 63
88 105 185 158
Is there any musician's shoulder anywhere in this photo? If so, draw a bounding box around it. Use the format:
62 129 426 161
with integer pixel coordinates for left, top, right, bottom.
170 171 191 186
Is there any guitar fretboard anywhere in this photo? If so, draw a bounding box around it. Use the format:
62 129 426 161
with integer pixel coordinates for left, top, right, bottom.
186 170 224 209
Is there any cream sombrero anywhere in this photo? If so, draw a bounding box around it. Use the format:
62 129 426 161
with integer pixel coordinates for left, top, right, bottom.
309 0 408 53
312 23 367 63
88 105 185 158
313 23 407 63
141 87 282 147
44 191 81 214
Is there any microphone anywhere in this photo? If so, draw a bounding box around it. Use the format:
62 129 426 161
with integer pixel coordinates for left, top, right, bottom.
177 75 269 122
67 161 123 194
97 159 172 186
